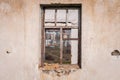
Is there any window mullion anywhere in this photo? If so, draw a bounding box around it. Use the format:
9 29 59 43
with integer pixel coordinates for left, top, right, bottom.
55 9 57 27
60 28 63 64
66 9 68 27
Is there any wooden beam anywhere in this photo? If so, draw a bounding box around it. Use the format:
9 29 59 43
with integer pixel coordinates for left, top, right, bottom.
63 38 78 40
66 9 68 26
44 26 78 29
55 9 57 26
41 8 45 67
60 28 63 64
78 7 82 68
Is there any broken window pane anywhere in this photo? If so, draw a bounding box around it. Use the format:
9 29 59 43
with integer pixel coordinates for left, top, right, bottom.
45 29 60 63
63 29 71 39
45 9 55 26
63 40 71 64
68 9 78 26
63 29 78 39
57 9 66 26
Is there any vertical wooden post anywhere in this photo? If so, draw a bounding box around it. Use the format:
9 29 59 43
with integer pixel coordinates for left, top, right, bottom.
66 9 68 27
55 9 57 26
60 28 63 64
41 8 45 67
78 7 82 68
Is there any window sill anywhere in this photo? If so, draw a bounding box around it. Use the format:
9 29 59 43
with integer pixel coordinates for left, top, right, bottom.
39 63 80 76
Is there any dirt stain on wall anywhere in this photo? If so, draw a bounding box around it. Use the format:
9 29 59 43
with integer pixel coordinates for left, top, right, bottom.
104 0 120 22
0 0 24 14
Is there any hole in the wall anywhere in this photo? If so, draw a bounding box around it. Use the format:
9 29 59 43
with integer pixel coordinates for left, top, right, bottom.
6 51 10 54
111 50 120 56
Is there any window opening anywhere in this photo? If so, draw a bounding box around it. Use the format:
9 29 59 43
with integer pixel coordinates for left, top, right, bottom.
41 6 81 68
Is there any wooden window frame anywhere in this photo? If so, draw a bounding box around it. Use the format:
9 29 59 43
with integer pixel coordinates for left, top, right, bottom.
40 4 82 68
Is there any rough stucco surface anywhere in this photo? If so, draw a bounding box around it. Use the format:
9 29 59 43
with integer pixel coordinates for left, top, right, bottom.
0 0 120 80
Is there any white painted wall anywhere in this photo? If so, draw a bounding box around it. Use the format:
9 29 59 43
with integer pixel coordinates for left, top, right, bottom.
0 0 120 80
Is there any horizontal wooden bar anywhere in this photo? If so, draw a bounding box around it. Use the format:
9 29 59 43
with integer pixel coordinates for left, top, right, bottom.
40 4 81 9
63 38 78 40
44 26 78 29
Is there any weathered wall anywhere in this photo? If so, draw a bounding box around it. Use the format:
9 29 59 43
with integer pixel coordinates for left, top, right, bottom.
0 0 40 80
0 0 120 80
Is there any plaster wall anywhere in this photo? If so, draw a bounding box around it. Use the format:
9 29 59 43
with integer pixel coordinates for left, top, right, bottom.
0 0 120 80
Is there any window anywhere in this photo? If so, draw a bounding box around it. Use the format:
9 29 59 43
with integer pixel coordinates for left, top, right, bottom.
41 5 81 68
